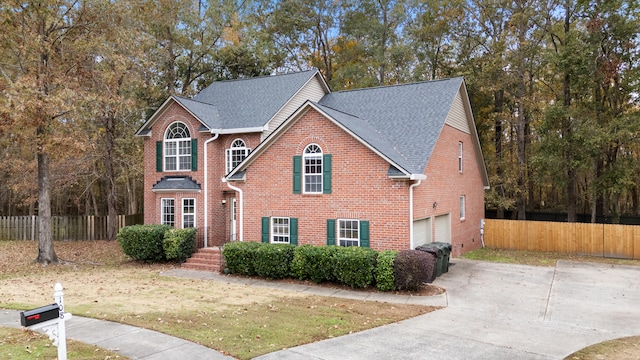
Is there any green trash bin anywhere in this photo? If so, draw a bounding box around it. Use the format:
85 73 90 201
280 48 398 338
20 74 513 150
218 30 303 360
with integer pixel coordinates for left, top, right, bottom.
433 242 452 273
416 244 443 278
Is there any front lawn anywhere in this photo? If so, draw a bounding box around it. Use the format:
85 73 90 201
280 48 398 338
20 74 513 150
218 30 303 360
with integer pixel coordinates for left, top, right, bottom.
0 240 435 359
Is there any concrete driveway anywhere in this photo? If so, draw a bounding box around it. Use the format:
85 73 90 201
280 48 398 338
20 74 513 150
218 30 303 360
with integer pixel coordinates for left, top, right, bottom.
256 259 640 360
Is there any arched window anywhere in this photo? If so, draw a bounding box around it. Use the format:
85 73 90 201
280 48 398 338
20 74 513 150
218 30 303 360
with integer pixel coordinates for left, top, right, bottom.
303 144 322 193
164 122 191 171
226 139 249 173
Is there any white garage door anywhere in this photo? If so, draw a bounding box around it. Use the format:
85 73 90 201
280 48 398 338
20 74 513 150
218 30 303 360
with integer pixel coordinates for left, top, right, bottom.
434 214 451 244
413 218 432 248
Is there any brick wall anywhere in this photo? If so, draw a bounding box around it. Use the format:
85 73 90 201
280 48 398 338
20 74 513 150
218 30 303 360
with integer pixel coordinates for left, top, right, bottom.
142 102 261 246
414 124 486 256
235 108 413 251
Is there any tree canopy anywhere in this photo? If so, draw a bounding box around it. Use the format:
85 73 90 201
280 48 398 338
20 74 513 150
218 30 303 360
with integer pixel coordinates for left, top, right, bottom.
1 0 639 242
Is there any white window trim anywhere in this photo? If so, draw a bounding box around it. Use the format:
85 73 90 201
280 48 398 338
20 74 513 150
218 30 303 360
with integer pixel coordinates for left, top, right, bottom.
458 141 463 173
161 198 175 226
338 219 360 247
164 122 191 172
460 195 466 221
182 198 196 228
226 139 250 174
303 144 323 194
271 217 290 244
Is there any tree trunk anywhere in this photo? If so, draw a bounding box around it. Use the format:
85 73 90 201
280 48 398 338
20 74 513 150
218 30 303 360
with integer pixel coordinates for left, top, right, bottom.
563 1 577 223
36 126 58 264
494 89 505 219
104 115 118 240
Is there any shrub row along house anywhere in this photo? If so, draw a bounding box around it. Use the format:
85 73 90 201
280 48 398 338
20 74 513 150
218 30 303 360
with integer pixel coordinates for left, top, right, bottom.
136 69 489 258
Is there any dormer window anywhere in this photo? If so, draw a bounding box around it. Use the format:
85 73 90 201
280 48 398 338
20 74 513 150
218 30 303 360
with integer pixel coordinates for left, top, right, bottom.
164 122 191 171
226 139 249 174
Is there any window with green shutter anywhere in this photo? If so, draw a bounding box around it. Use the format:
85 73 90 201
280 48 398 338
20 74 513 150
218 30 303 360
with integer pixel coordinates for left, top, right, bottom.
263 217 297 244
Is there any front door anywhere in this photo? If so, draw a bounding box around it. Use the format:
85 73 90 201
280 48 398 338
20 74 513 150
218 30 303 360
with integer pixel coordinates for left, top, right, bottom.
229 197 237 241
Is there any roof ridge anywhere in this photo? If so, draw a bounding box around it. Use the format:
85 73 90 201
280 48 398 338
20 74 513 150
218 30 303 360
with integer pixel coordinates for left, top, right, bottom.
173 95 214 105
204 68 318 85
331 77 463 94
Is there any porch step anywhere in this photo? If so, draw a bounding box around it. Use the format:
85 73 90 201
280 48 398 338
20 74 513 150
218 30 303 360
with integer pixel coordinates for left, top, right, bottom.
181 247 224 272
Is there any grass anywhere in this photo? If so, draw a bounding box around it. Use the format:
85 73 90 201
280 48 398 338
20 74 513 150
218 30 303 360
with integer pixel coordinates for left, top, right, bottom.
0 327 124 359
463 246 640 360
0 240 435 359
462 247 640 267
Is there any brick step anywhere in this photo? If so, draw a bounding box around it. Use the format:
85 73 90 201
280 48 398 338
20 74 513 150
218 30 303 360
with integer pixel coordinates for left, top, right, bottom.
181 247 223 272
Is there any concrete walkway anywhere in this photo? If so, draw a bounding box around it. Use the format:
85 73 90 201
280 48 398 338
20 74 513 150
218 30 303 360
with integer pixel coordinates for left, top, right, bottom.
3 259 640 359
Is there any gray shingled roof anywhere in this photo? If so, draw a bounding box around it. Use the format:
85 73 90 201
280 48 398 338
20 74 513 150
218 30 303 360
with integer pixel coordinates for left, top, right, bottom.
318 78 463 175
189 70 319 129
152 176 201 191
173 96 221 129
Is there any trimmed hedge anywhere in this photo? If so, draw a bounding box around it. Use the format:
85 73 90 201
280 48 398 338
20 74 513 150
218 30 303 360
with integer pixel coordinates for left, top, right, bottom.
394 250 435 291
254 243 297 279
163 228 197 262
222 241 262 276
117 224 172 262
290 244 338 283
375 250 398 291
332 246 378 288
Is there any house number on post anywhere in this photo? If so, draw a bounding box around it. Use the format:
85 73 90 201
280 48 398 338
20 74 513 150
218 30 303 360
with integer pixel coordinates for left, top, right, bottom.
20 283 73 360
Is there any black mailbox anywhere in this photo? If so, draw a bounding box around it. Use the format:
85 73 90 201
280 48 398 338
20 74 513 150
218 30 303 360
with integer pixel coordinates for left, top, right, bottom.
20 304 60 327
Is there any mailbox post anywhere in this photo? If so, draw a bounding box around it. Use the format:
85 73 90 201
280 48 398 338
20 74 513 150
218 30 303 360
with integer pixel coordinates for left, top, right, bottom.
20 283 72 360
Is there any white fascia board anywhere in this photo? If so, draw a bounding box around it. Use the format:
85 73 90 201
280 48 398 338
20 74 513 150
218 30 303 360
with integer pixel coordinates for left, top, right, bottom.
217 127 265 134
136 96 213 137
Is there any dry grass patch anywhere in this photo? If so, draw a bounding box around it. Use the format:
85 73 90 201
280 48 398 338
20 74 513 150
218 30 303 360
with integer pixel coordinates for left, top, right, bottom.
463 247 640 267
0 327 126 359
565 336 640 360
0 241 436 359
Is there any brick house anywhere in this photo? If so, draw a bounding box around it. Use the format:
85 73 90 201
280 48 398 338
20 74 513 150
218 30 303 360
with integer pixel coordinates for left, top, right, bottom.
136 69 489 257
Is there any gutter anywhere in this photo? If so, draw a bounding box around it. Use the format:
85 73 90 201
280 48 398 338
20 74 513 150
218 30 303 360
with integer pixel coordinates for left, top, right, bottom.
409 174 427 250
222 178 243 242
203 130 220 247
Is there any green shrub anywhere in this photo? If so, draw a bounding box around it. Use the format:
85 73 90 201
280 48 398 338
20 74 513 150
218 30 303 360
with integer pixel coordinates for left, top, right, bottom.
117 224 172 262
393 250 435 291
254 243 296 279
375 250 398 291
332 246 378 288
163 228 197 262
222 241 262 275
290 245 338 283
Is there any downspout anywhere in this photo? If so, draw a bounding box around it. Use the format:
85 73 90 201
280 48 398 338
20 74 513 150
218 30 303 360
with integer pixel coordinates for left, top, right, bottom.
409 174 426 250
203 131 219 248
222 178 243 241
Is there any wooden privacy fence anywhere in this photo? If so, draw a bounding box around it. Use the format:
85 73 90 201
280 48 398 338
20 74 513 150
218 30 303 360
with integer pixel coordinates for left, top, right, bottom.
0 214 144 241
484 219 640 260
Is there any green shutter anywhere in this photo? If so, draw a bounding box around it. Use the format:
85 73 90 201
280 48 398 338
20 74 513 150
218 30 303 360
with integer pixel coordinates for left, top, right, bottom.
156 141 163 172
360 220 370 248
326 219 336 245
290 218 298 245
293 156 302 194
191 138 198 171
323 154 332 194
261 217 270 243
